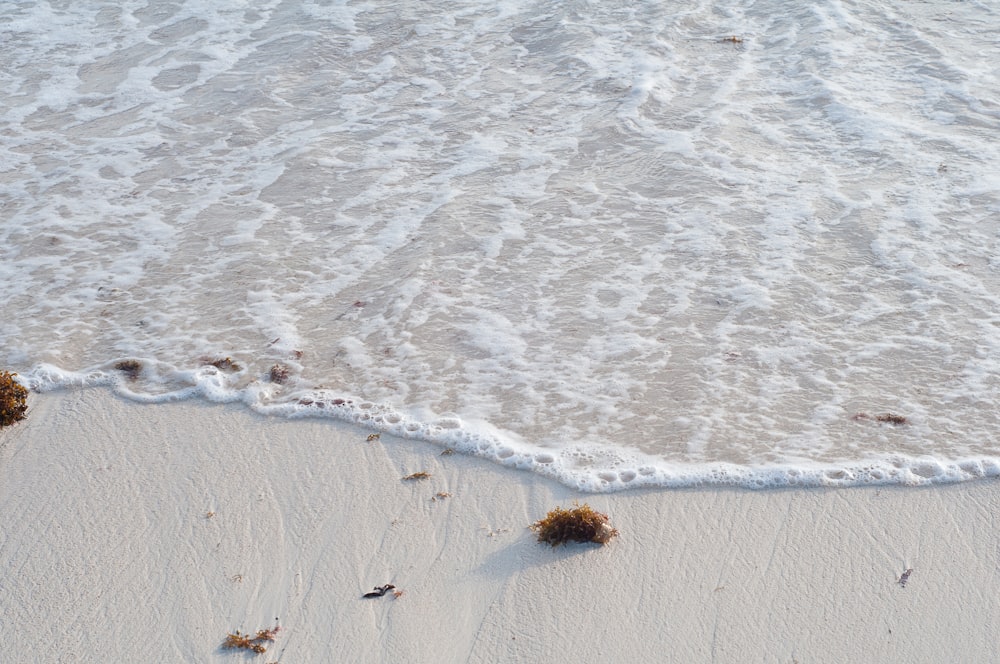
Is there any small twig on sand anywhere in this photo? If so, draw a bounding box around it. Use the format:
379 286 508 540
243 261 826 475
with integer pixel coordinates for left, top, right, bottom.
363 584 396 598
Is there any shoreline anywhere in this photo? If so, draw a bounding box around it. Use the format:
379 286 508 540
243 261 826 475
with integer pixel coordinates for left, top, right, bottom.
3 388 1000 662
15 365 997 491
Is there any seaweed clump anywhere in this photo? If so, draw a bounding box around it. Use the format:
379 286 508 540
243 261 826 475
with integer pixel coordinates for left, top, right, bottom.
530 502 618 547
269 363 290 384
222 626 279 654
0 371 28 428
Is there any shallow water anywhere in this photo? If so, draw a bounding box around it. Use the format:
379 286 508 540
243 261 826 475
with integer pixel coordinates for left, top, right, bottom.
3 0 1000 490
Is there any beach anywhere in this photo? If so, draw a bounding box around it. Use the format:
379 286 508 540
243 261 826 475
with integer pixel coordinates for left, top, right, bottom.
4 1 1000 661
4 389 1000 663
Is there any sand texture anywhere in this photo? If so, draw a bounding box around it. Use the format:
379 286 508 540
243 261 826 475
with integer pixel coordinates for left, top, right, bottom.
3 389 1000 663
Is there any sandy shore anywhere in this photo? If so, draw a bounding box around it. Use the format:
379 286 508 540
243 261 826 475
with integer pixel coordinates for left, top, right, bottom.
3 388 1000 663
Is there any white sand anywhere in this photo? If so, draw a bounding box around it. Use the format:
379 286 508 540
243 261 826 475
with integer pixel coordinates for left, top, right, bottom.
3 389 1000 663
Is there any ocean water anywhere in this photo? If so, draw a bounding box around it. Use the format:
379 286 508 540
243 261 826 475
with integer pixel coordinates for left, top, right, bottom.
3 0 1000 490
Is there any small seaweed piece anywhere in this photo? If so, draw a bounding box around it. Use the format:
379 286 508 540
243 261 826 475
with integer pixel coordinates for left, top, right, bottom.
223 625 280 654
0 371 29 428
223 631 254 650
269 363 290 384
852 411 908 425
440 448 456 456
898 568 913 587
530 502 618 547
875 413 908 425
114 359 142 380
402 471 431 481
431 492 452 501
363 584 396 598
255 627 279 642
206 357 242 372
366 433 380 442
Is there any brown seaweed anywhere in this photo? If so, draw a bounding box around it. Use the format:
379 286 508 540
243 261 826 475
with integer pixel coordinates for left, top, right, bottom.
222 625 279 654
530 502 619 547
0 371 28 428
113 359 142 380
269 363 290 384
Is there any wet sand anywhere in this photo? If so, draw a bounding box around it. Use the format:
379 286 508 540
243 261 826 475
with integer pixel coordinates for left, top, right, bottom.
3 388 999 662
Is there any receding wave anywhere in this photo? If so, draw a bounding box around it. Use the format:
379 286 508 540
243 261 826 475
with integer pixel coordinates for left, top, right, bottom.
3 0 1000 491
19 363 1000 492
